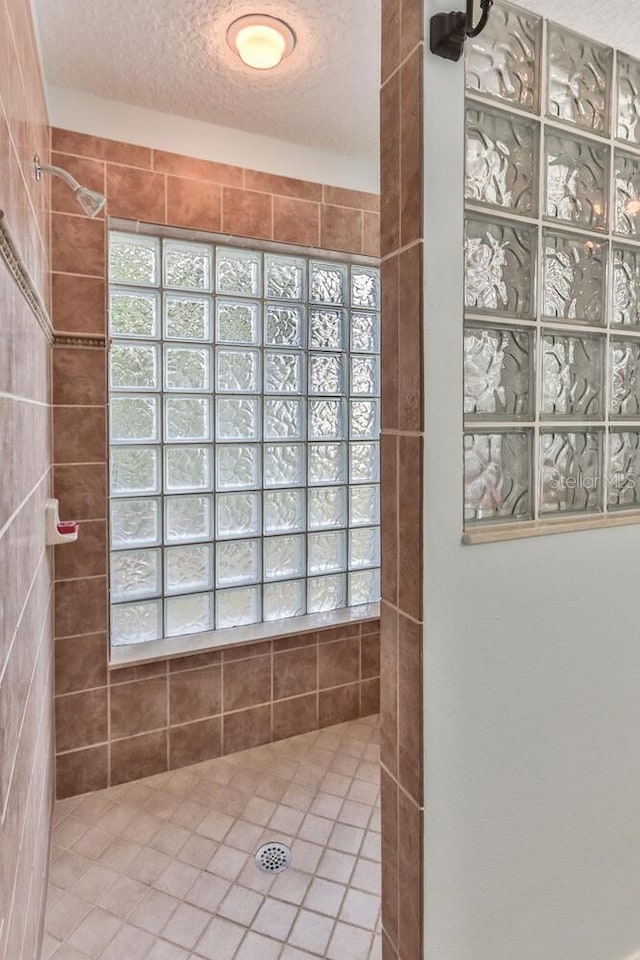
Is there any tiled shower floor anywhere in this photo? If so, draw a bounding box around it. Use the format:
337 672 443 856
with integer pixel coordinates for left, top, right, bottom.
43 716 381 960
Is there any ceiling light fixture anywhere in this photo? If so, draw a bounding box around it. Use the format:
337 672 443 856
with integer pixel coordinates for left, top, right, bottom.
227 14 296 70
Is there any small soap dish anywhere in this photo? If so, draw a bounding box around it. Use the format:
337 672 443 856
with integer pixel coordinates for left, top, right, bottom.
46 498 79 545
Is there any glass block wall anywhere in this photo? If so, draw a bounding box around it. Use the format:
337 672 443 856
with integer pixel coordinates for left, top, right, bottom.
108 232 381 646
464 1 640 524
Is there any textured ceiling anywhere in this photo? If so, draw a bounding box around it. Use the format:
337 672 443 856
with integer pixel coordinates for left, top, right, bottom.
33 0 381 159
34 1 640 164
513 0 640 58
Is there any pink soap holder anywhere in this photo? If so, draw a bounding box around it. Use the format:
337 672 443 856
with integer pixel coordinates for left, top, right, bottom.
46 499 79 545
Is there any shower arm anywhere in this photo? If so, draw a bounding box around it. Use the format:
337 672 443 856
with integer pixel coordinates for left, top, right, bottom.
33 154 106 217
34 157 84 193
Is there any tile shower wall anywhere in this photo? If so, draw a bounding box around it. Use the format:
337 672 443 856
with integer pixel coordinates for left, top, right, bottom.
379 1 425 958
56 620 380 798
0 0 53 957
50 126 381 798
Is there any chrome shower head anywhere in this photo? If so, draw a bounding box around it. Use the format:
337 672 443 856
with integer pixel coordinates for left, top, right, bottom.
74 185 107 218
34 156 106 218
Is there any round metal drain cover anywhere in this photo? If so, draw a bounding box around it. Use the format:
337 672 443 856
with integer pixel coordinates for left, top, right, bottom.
255 841 292 875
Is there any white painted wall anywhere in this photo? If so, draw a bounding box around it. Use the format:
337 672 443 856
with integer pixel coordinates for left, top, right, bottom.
423 3 640 959
46 85 379 193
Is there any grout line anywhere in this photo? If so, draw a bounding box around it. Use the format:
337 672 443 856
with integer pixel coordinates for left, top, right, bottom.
316 633 321 728
52 459 107 466
54 573 106 584
269 645 275 745
49 269 106 281
1 585 53 823
379 759 424 812
381 427 424 438
53 460 105 470
52 403 106 409
0 468 51 548
0 391 50 407
55 676 380 756
3 590 56 957
51 208 105 222
106 660 112 788
0 101 48 261
51 146 153 174
165 666 170 770
382 599 423 628
382 38 424 89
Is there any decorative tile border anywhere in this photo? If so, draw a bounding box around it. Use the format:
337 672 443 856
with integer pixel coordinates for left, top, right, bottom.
53 332 107 347
0 209 53 341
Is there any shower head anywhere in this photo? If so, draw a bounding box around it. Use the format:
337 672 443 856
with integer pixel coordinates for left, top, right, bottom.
74 185 107 218
33 156 106 218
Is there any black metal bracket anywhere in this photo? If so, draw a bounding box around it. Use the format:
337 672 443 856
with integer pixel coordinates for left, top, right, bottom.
430 0 494 61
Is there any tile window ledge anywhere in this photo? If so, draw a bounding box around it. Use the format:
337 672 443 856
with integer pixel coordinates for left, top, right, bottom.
109 601 380 668
462 511 640 545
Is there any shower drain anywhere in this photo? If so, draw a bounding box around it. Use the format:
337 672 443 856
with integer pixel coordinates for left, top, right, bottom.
254 841 292 874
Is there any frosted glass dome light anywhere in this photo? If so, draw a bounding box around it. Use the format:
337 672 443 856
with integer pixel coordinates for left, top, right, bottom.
227 15 296 70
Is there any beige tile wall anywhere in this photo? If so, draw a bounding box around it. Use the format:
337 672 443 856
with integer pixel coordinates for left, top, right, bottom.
50 127 381 799
379 0 425 957
0 0 53 956
55 620 381 798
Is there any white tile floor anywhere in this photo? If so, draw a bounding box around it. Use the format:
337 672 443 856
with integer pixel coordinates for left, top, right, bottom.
43 717 381 960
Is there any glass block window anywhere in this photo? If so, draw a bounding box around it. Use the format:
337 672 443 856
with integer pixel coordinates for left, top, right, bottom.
464 2 640 526
108 232 381 646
